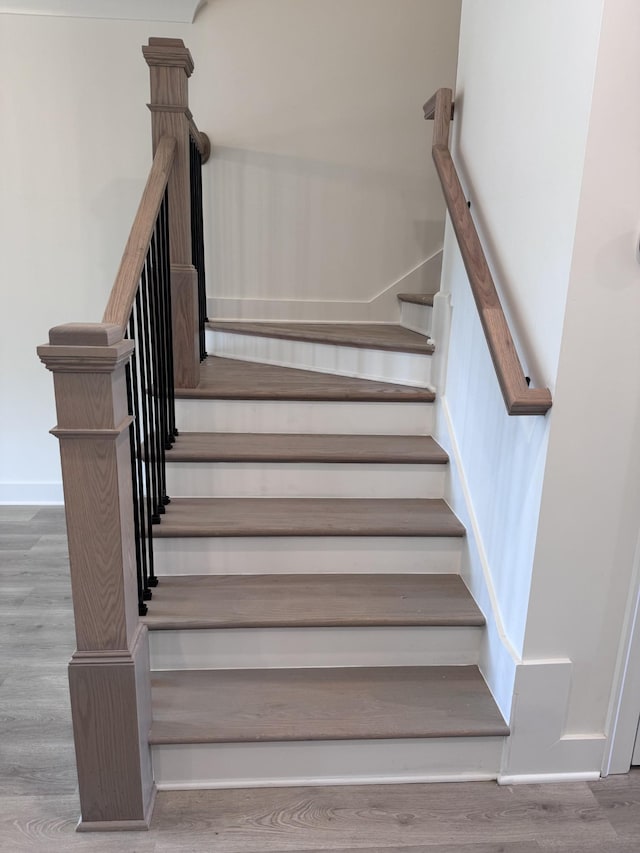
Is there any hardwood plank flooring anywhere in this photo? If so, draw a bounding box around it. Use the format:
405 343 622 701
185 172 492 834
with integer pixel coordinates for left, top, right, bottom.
2 506 640 852
142 574 484 629
150 666 509 743
208 321 434 354
175 357 436 401
154 497 465 538
166 433 448 464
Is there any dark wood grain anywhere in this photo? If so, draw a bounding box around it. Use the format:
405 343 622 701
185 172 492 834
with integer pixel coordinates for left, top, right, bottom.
153 497 465 538
166 432 448 463
150 666 508 743
208 321 434 354
142 574 484 629
174 357 436 402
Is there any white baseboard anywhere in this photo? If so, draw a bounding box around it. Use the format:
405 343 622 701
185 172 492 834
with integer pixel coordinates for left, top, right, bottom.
498 771 601 785
0 482 64 504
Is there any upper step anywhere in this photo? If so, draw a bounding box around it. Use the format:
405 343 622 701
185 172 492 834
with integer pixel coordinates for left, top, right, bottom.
207 322 434 354
175 357 435 402
165 432 448 464
154 498 465 538
142 574 483 630
149 665 509 744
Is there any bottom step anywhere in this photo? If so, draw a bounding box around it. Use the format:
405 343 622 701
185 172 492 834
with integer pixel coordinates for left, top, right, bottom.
150 667 508 788
150 666 508 744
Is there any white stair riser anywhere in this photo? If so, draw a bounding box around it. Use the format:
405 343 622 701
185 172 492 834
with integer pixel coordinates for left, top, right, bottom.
207 331 433 388
148 626 482 670
166 462 446 498
152 737 504 789
400 302 434 337
175 399 434 435
153 536 463 576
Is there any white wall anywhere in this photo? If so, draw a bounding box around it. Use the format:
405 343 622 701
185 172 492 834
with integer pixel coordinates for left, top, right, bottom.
523 0 640 741
439 0 603 661
0 14 190 501
1 2 461 502
188 0 461 321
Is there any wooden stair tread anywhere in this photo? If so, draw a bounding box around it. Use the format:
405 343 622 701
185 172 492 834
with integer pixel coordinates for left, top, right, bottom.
175 357 435 402
142 574 483 629
149 666 509 743
154 498 465 538
398 293 435 306
166 433 448 464
208 321 434 354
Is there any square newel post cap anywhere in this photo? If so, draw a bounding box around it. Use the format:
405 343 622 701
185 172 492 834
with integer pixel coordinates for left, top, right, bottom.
143 37 195 76
37 323 133 374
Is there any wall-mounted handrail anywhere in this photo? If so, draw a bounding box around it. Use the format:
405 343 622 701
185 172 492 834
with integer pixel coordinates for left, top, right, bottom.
103 136 176 330
424 88 552 416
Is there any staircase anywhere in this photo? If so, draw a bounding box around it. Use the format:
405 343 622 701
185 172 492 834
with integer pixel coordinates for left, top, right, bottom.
142 301 509 789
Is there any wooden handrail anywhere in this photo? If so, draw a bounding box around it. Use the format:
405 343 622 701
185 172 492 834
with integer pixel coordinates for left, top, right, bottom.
102 135 176 329
424 88 552 416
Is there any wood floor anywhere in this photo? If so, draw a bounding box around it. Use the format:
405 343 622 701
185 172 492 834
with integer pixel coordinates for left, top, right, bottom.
2 505 639 852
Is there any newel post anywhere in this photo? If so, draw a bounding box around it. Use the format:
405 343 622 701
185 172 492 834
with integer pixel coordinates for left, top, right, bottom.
38 323 155 831
143 37 201 389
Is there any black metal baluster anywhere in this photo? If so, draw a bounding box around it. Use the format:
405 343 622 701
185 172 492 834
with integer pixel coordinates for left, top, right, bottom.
126 189 176 611
125 355 147 615
135 276 160 524
156 195 173 454
148 225 169 511
190 134 207 361
161 191 177 441
127 312 153 604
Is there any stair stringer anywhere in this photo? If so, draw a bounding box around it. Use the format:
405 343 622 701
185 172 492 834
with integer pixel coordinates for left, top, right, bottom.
435 394 607 782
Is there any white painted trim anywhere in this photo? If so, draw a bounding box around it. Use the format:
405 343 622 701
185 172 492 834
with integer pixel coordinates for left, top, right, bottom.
502 660 607 777
166 461 446 499
153 536 463 577
174 399 435 436
152 736 504 789
208 251 443 323
157 774 498 791
498 771 601 786
148 625 482 671
602 525 640 775
435 396 519 720
0 482 64 504
0 0 205 22
438 399 516 659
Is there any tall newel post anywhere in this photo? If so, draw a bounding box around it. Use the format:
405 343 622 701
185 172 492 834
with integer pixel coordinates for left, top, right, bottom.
38 324 155 831
143 37 200 389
